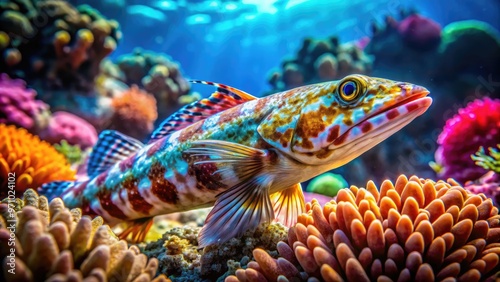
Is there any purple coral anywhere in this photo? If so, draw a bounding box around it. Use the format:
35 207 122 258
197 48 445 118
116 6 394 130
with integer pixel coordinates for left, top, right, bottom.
466 171 500 208
38 111 98 149
397 14 442 50
0 74 49 131
435 97 500 183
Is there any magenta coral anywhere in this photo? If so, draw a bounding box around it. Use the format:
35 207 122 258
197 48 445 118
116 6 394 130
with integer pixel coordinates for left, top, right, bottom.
38 111 98 149
435 97 500 183
0 73 49 131
398 14 442 50
227 175 500 281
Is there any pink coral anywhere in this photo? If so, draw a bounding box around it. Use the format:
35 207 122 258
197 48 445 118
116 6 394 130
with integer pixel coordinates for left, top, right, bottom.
398 14 441 50
435 98 500 183
466 171 500 208
38 111 98 149
0 73 49 131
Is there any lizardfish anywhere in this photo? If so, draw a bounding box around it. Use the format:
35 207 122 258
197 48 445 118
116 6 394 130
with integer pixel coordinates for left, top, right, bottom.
39 74 432 247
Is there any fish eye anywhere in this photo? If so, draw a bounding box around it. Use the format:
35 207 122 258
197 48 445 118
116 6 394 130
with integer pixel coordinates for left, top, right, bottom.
338 76 365 102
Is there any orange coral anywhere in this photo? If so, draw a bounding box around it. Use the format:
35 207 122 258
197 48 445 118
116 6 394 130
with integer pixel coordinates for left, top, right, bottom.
109 85 158 140
227 175 500 281
0 124 75 197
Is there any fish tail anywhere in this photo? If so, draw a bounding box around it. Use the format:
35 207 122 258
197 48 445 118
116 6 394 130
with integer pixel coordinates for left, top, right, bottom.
38 180 76 201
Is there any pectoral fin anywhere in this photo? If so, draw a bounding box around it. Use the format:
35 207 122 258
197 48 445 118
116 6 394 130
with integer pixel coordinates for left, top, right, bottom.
186 140 276 247
270 183 305 227
198 179 274 248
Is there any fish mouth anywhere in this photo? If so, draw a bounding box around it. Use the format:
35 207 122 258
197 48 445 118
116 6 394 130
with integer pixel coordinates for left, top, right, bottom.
331 88 432 147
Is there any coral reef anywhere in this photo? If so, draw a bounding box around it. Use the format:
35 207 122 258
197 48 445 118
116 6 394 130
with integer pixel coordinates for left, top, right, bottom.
108 85 158 140
306 172 348 197
0 0 121 94
266 36 372 93
434 98 500 183
143 223 288 281
38 111 98 149
0 189 169 281
227 174 500 281
0 73 50 132
113 48 193 120
0 124 75 198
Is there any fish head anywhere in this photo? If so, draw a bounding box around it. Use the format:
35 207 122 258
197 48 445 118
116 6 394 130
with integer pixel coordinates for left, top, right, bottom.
257 74 432 167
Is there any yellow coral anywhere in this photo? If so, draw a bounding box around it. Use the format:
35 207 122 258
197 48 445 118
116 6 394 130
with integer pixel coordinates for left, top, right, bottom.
0 189 170 282
0 124 75 197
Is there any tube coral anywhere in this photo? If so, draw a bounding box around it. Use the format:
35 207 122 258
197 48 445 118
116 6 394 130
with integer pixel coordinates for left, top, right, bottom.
435 98 500 183
0 189 169 282
0 124 75 198
227 175 500 281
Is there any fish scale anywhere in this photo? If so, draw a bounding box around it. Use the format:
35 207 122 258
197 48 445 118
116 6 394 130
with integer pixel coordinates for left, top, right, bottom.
39 74 432 247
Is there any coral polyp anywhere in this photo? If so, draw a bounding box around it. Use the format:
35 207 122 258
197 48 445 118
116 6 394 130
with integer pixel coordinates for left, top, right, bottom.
0 189 169 281
0 124 75 197
227 175 500 281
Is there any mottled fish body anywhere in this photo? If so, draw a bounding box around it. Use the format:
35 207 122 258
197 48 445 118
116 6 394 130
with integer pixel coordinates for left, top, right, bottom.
40 75 432 247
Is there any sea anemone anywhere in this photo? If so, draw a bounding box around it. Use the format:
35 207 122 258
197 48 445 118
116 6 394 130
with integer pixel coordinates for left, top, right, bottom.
0 124 75 198
0 189 169 281
435 97 500 183
109 85 158 140
226 175 500 281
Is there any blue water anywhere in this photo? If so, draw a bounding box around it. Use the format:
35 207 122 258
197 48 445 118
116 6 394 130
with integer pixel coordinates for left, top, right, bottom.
79 0 500 96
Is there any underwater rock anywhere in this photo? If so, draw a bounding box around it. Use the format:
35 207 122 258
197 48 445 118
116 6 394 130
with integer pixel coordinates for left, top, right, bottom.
438 20 500 79
306 172 347 197
143 223 288 281
107 85 158 140
0 124 75 198
434 98 500 183
0 1 121 95
227 174 500 281
0 74 50 133
38 111 98 150
114 48 193 121
265 36 372 94
0 189 169 281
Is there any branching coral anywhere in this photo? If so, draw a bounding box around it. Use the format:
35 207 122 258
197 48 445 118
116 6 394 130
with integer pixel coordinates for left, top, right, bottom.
227 175 500 281
434 98 500 183
0 124 75 198
0 0 121 94
0 189 169 282
108 85 158 140
472 145 500 174
38 111 98 149
0 73 50 132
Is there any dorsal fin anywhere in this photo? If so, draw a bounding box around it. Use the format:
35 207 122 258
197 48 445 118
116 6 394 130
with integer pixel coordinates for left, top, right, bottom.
148 80 257 144
87 130 144 178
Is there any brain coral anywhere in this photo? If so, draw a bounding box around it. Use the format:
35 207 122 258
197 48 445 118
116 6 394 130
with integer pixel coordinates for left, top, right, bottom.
0 189 169 282
227 175 500 281
435 97 500 183
0 74 50 132
109 85 158 140
38 111 98 149
0 124 75 198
